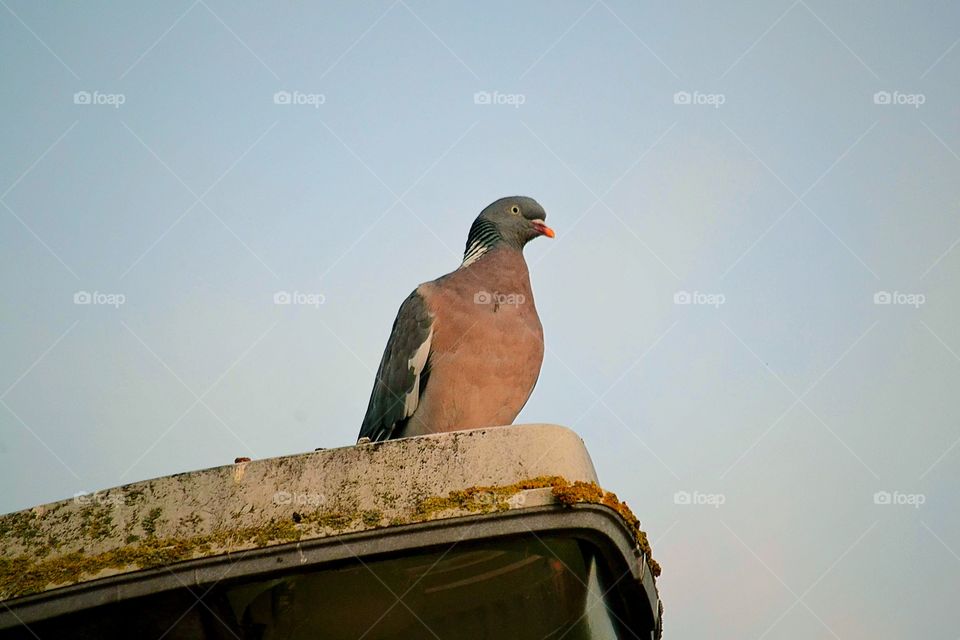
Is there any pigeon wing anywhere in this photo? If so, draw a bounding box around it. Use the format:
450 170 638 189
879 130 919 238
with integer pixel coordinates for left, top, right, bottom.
358 289 434 442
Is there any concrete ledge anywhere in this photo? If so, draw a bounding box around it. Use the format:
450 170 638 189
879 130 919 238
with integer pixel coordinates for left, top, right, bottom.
1 424 599 600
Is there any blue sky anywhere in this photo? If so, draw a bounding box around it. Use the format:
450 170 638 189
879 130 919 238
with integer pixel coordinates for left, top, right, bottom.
2 1 959 636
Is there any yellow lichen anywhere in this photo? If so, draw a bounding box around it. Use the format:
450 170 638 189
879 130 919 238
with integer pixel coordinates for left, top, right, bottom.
414 475 566 517
0 519 303 600
551 480 660 577
412 475 660 578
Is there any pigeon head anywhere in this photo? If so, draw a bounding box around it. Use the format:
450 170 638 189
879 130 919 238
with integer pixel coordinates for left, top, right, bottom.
462 196 554 265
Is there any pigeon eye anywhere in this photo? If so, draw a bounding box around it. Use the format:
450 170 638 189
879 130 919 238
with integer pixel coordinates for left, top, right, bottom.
510 205 520 215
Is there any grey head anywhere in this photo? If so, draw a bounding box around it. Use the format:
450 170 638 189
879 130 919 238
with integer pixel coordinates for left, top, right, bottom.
462 196 554 266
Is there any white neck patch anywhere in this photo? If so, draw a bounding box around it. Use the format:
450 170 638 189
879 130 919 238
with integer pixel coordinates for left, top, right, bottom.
460 241 490 268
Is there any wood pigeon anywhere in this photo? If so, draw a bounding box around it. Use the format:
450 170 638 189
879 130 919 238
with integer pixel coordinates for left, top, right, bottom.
358 196 555 442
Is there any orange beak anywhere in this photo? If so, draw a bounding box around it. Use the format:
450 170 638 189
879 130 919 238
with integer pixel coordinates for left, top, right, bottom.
532 220 555 238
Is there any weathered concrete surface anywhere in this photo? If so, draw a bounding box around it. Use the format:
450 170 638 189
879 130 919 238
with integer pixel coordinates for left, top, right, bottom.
1 424 601 600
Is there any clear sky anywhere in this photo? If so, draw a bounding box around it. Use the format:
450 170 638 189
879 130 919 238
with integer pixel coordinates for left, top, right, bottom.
2 1 959 636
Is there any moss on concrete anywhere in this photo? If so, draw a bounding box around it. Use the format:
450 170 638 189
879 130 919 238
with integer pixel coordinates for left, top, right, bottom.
551 479 661 577
0 512 43 547
141 507 163 537
79 506 114 542
0 518 304 599
360 510 383 527
414 475 565 517
413 475 660 578
0 475 660 599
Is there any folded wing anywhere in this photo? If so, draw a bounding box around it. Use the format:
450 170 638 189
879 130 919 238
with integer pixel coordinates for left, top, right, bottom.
358 290 434 442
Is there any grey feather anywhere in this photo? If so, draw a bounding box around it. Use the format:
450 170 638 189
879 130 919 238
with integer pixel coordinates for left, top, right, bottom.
358 290 434 442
